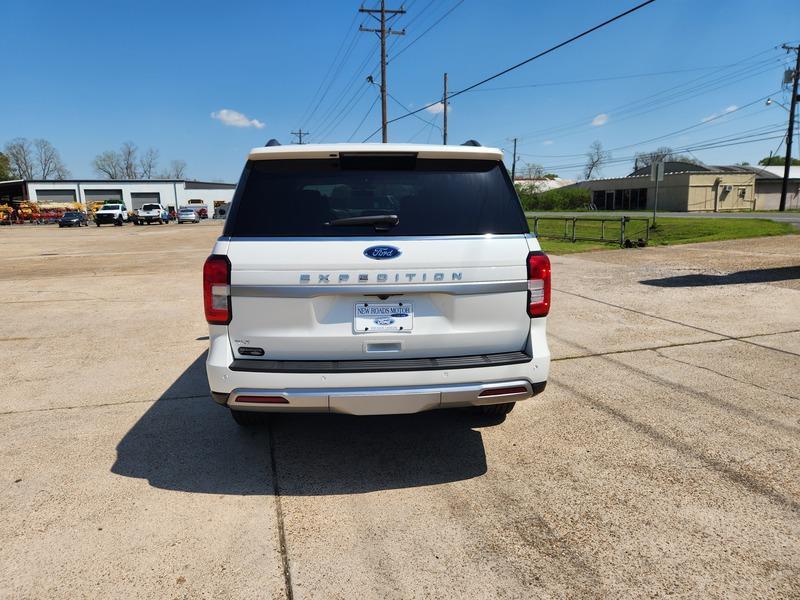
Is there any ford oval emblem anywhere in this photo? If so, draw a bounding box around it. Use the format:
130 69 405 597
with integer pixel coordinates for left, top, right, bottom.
363 245 402 260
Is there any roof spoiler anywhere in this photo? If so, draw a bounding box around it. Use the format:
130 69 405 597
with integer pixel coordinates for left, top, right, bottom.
461 139 482 147
265 139 281 147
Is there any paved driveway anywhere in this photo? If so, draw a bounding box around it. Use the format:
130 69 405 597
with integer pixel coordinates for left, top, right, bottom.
1 223 798 598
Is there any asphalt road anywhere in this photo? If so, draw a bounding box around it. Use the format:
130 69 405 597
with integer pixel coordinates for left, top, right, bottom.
525 210 800 226
1 221 798 598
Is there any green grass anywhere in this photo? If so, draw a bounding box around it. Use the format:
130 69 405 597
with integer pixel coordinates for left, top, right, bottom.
529 217 795 255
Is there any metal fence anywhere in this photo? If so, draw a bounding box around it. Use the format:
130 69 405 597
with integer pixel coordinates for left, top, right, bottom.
529 216 651 247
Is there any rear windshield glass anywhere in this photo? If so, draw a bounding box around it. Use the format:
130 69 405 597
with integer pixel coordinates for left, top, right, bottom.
142 204 160 211
223 156 528 237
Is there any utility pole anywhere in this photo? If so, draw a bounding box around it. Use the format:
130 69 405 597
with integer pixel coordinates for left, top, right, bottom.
442 72 448 145
291 129 309 144
511 138 518 182
360 1 406 143
779 44 800 212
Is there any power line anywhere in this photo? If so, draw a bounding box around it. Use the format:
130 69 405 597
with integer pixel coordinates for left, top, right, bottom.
299 10 363 129
317 82 372 140
517 90 783 161
469 64 771 92
510 54 782 144
311 41 379 138
533 127 785 170
348 94 381 141
387 91 442 132
534 128 786 172
425 113 440 144
488 45 785 147
362 0 660 140
388 0 464 64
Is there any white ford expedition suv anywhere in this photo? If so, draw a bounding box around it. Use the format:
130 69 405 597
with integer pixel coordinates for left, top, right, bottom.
204 142 550 426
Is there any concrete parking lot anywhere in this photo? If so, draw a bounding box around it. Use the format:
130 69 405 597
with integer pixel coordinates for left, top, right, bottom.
1 222 798 598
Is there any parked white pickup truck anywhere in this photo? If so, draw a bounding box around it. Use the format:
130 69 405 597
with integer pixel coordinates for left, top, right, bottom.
94 203 128 226
204 142 551 426
133 203 168 225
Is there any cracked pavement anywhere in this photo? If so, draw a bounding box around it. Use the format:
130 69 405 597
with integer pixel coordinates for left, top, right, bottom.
0 223 798 598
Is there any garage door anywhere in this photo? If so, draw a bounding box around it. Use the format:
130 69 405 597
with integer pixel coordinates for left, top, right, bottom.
130 192 161 211
36 189 76 203
85 189 123 206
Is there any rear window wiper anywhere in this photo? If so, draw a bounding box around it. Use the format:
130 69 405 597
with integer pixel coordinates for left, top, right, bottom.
325 215 399 231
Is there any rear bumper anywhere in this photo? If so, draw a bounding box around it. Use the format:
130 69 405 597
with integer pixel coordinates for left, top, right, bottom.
206 321 550 415
212 380 546 415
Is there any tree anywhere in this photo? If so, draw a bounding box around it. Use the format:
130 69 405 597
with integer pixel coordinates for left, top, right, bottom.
4 137 70 179
92 150 124 179
4 138 36 179
120 141 139 178
519 162 545 179
0 152 12 181
139 148 159 179
92 142 171 179
633 146 696 169
33 138 70 179
583 140 609 180
758 155 800 166
160 159 187 179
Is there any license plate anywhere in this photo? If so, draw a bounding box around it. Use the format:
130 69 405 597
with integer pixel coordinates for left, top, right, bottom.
354 303 413 333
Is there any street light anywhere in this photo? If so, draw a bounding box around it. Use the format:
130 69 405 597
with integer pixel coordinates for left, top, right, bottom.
766 98 791 112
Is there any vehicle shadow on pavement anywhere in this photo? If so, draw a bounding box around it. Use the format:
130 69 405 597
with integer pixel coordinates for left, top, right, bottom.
112 352 492 495
111 353 272 495
269 410 490 496
640 265 800 287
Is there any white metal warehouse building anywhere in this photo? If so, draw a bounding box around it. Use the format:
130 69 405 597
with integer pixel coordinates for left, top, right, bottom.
0 179 236 212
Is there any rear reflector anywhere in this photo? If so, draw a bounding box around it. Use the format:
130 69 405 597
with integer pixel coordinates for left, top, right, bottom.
203 255 231 325
479 386 529 397
527 251 551 317
236 396 289 404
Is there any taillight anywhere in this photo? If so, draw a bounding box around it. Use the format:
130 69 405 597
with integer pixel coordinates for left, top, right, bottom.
527 251 551 317
203 255 231 325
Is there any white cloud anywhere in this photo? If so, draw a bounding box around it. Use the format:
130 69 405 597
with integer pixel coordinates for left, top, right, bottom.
591 113 609 126
542 140 554 146
211 108 265 129
425 102 446 114
701 105 738 123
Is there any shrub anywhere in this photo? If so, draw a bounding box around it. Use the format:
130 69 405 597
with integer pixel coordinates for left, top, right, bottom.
516 186 590 211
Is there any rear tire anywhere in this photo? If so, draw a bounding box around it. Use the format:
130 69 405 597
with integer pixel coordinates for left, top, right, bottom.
480 402 515 416
230 409 262 427
96 222 100 227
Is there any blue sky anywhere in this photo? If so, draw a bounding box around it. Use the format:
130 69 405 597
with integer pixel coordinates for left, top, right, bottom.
1 0 798 182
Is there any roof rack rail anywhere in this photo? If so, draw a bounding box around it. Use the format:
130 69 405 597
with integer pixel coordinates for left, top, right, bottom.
461 139 482 147
265 139 281 147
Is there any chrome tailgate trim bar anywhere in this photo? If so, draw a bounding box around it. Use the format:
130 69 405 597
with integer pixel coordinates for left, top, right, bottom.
231 280 527 298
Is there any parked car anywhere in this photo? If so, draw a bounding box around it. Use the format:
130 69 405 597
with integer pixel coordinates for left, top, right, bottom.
94 203 128 226
58 211 88 227
177 207 200 223
204 142 551 426
133 203 168 225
